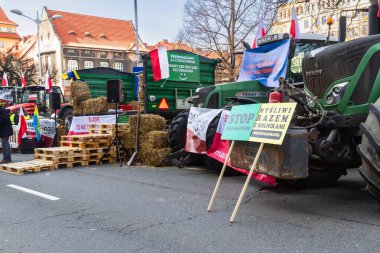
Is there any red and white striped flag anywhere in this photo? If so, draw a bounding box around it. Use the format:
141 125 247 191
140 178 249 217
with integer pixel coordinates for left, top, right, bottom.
290 6 300 39
252 19 266 49
149 46 169 82
20 73 27 87
2 72 8 86
45 70 52 93
18 107 27 144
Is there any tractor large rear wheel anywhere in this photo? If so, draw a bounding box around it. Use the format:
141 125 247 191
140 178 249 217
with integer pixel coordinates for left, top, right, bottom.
358 98 380 201
168 111 189 152
204 114 241 176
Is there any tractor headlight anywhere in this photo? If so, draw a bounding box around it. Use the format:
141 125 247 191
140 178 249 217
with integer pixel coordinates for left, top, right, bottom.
325 82 348 105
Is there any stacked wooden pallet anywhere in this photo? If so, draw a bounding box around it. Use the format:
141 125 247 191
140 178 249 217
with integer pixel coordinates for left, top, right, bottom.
89 123 129 136
35 147 88 169
60 134 116 164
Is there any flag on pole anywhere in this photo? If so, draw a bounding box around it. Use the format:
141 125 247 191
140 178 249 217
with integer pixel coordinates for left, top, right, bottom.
2 72 8 86
32 105 41 142
252 19 266 49
290 6 300 39
18 107 27 144
20 73 27 87
149 46 169 82
378 0 380 18
45 70 52 93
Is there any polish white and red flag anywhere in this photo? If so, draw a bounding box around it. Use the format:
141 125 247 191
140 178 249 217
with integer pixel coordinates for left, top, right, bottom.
18 107 28 144
290 6 300 39
2 72 8 86
45 70 52 93
206 110 276 185
149 46 169 82
20 73 27 87
252 19 266 49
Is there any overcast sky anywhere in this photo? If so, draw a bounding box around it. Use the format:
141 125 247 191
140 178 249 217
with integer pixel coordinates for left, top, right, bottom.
0 0 185 45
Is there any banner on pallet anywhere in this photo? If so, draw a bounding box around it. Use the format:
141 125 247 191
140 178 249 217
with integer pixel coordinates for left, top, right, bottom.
25 119 57 147
68 115 116 135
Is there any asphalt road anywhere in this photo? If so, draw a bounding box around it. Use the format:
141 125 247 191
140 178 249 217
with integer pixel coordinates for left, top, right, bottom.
0 154 379 253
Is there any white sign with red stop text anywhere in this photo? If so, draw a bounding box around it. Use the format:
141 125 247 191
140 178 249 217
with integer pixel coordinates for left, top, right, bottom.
68 115 116 135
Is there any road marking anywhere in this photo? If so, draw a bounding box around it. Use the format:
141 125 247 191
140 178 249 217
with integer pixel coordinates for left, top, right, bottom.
7 184 60 201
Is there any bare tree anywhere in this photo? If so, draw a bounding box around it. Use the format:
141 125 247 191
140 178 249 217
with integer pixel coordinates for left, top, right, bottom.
178 0 282 81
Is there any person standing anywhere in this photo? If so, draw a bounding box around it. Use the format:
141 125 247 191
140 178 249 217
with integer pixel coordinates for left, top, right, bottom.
0 105 13 163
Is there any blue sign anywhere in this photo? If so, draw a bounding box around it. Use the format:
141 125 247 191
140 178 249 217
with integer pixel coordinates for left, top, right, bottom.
238 39 290 87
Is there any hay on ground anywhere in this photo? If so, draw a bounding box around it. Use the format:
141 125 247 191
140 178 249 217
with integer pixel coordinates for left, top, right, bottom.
75 97 108 115
129 114 166 135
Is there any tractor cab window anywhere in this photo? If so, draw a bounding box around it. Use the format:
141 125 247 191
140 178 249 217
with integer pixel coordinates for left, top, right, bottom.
289 41 325 83
22 89 45 104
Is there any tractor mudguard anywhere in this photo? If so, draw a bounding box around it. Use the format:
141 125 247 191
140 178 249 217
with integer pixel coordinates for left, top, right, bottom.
230 128 309 179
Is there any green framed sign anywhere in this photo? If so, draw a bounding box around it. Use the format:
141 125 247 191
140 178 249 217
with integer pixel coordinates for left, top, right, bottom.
167 52 200 82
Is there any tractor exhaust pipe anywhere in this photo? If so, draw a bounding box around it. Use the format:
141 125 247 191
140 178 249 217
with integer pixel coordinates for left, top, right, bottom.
368 3 380 35
338 16 346 42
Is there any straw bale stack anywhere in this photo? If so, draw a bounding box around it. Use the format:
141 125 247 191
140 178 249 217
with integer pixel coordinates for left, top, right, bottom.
71 81 91 106
129 114 166 135
75 97 108 115
138 148 171 167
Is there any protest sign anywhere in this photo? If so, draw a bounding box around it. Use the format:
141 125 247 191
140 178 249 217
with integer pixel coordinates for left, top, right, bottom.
185 107 222 154
68 115 116 135
167 52 200 82
250 103 297 145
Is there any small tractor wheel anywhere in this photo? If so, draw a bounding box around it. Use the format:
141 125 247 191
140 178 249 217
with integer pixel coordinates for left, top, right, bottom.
60 108 73 130
357 98 380 201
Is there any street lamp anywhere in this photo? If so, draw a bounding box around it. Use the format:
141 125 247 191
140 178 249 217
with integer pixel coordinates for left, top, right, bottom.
11 9 62 85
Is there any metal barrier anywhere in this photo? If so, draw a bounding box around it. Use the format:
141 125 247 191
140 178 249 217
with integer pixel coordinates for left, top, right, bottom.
0 125 19 149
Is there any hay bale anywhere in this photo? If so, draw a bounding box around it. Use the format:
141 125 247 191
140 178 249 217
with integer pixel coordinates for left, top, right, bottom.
71 81 90 104
56 125 68 147
138 148 171 167
122 131 136 149
74 97 108 115
129 114 166 134
140 131 168 149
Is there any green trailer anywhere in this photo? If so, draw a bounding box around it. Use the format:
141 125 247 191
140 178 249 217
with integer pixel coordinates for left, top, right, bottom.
142 50 219 120
74 67 136 103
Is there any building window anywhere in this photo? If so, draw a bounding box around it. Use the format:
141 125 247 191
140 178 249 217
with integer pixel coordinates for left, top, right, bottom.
0 41 3 48
114 62 123 71
84 60 94 69
47 32 50 40
299 6 303 14
41 35 43 42
304 19 309 29
68 59 79 71
84 50 92 56
6 27 11 32
100 61 109 67
47 56 52 69
99 51 107 58
322 16 327 25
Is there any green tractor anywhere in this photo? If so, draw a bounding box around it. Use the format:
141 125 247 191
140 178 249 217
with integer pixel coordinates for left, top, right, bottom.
167 33 337 169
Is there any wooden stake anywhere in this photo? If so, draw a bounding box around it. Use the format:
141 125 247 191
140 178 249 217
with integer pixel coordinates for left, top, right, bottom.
207 140 235 212
229 142 265 223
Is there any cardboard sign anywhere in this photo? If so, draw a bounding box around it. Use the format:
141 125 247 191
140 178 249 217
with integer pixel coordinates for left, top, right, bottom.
221 104 261 141
167 52 200 83
249 103 296 145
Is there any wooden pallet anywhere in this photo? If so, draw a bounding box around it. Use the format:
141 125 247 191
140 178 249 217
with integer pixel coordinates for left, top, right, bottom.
34 154 86 163
34 147 83 157
61 134 112 142
87 159 116 165
55 160 89 169
0 160 56 175
60 141 105 149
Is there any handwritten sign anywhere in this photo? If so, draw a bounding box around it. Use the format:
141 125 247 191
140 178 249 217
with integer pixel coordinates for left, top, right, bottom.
221 104 261 141
249 103 296 145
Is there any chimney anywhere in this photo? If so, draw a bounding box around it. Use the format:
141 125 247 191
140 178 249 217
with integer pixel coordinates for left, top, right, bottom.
163 39 168 43
23 36 27 43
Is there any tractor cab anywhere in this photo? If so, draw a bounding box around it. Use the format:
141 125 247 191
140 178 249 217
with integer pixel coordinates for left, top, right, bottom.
0 86 22 106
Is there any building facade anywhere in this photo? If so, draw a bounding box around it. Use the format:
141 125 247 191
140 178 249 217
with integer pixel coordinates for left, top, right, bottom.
37 7 147 86
0 7 21 53
272 0 371 40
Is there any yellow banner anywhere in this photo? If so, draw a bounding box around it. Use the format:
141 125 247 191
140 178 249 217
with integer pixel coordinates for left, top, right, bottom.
249 103 297 145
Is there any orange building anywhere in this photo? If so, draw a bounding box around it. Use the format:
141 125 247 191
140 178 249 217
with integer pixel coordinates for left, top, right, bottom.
0 7 21 53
